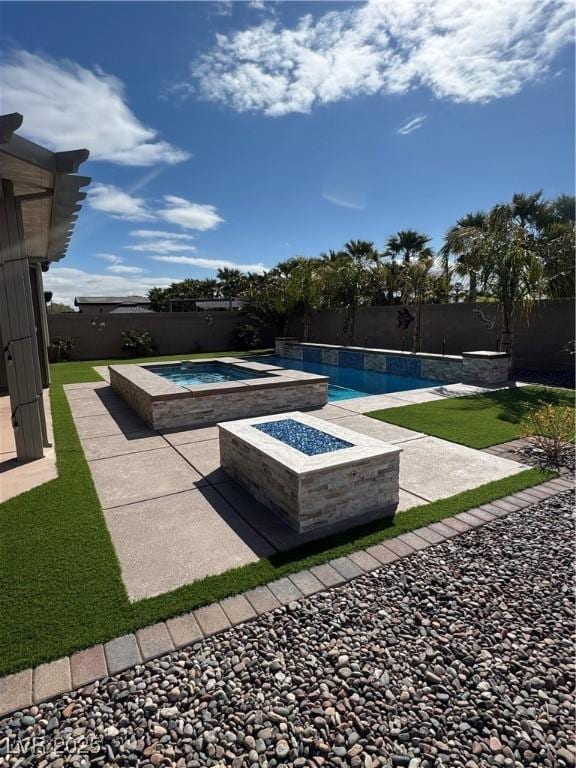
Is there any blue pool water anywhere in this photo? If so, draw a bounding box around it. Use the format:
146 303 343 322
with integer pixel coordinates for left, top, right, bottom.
255 418 352 456
247 354 442 401
146 362 269 387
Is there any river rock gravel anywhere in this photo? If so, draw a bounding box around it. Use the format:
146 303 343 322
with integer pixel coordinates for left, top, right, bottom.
1 491 574 768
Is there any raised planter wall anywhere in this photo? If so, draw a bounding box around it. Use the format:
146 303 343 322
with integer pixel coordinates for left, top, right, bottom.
275 339 512 386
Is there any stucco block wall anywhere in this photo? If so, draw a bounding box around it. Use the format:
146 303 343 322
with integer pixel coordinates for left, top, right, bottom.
287 299 574 373
47 312 275 360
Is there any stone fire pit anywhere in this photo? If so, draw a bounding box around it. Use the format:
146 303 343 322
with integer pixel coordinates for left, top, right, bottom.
219 411 401 534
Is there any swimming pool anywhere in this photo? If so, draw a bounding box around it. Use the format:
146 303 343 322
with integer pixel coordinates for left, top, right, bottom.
247 355 442 401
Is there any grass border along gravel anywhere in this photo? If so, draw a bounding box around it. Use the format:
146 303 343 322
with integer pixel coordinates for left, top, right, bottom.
0 352 556 678
368 385 574 449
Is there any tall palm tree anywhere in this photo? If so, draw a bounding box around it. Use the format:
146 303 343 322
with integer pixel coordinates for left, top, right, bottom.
385 230 432 264
442 211 489 303
484 204 546 356
400 255 434 352
323 257 367 344
284 259 323 342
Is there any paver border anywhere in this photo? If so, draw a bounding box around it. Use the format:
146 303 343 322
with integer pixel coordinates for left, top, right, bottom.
0 475 572 718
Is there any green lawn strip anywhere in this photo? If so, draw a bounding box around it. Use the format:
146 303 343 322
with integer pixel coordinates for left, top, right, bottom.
0 357 558 677
368 386 574 449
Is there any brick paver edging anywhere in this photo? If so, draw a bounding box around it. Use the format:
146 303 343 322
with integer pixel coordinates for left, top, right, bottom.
0 476 573 718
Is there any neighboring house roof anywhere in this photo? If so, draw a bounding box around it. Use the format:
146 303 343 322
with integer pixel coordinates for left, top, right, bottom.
74 296 150 306
194 299 245 309
109 305 155 314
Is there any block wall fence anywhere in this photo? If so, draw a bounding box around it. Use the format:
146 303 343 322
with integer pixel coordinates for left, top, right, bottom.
287 299 574 373
46 312 275 361
44 299 574 372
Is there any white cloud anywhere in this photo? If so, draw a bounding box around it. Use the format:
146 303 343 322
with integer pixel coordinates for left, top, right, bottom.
130 229 195 240
397 115 427 135
159 196 224 230
322 192 364 210
1 50 190 166
126 239 198 254
152 255 267 273
89 187 224 232
43 267 178 306
95 252 123 265
191 0 573 115
108 264 146 274
94 251 146 275
89 183 152 221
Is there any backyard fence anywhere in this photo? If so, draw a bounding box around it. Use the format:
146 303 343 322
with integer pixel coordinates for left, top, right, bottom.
286 299 574 373
46 311 274 360
45 298 574 372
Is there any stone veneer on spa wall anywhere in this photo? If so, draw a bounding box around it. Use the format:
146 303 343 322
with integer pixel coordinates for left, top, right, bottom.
275 339 511 387
109 358 329 429
219 412 401 534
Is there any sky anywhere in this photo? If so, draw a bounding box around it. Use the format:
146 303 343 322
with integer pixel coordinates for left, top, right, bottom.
1 0 574 305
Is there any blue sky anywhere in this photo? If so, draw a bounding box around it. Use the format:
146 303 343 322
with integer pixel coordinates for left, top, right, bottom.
1 0 574 304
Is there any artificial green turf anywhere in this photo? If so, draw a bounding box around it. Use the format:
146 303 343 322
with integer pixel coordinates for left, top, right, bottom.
368 386 575 449
0 353 557 677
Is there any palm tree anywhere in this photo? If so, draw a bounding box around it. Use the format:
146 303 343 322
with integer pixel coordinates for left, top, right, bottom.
323 257 367 344
284 259 323 341
216 268 250 304
343 240 380 266
385 230 432 264
483 204 546 356
539 195 575 298
400 255 434 352
511 191 551 232
442 211 489 302
370 260 403 305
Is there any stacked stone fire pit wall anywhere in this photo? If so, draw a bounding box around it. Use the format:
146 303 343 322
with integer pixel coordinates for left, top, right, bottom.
219 412 401 534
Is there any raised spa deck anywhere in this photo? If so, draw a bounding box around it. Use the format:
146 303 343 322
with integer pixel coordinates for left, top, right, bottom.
109 357 328 429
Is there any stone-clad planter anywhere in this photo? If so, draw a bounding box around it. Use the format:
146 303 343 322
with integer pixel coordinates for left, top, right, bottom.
110 358 329 429
219 411 401 534
462 351 511 386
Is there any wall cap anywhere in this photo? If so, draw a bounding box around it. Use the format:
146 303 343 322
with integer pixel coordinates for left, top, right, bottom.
462 350 510 359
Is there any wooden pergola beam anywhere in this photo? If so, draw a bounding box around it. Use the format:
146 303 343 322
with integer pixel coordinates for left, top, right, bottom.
0 113 90 463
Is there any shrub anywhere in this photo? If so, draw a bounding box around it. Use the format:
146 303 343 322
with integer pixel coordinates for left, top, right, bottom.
231 322 262 350
121 329 157 357
48 336 76 363
518 401 574 468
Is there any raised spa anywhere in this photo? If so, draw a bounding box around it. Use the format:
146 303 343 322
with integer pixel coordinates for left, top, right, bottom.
109 358 329 429
146 361 270 386
220 411 401 534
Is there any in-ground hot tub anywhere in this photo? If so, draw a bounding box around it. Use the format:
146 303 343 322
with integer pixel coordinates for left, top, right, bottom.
219 411 401 534
109 358 329 429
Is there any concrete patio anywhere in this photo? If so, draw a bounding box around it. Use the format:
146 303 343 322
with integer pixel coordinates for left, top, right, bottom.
64 379 525 601
0 392 57 503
